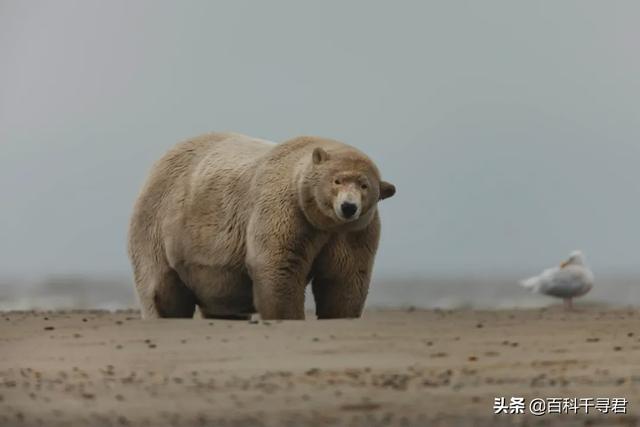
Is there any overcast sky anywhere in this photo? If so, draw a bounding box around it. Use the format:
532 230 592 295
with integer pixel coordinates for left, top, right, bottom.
1 1 639 281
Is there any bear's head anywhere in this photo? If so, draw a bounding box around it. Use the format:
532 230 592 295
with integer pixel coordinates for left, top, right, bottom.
299 146 395 231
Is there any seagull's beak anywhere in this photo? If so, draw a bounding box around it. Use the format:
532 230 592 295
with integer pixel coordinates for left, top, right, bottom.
560 259 570 268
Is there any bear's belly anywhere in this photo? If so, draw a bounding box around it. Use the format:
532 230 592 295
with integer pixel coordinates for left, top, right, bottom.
177 264 255 317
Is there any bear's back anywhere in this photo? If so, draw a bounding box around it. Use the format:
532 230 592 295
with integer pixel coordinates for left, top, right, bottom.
188 133 276 183
129 133 276 260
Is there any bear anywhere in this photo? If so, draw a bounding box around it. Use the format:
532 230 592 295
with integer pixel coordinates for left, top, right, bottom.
128 132 395 320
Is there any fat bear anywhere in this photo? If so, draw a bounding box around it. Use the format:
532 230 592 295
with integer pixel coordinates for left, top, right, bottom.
128 132 395 320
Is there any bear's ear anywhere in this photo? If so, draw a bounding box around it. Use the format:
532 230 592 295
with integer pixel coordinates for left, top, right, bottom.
379 181 396 200
312 147 329 165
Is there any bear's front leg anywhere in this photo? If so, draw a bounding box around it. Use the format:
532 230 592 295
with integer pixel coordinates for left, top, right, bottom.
250 263 307 320
246 212 326 320
312 214 380 319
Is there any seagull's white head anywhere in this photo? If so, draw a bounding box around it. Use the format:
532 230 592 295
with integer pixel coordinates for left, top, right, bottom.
560 250 585 268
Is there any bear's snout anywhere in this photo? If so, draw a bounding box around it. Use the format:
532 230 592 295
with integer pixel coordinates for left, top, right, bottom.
340 202 358 219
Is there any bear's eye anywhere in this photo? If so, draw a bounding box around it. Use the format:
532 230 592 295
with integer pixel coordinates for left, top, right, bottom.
334 179 341 185
361 183 368 190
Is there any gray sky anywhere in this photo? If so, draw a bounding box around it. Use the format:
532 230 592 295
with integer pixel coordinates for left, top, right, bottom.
1 1 639 280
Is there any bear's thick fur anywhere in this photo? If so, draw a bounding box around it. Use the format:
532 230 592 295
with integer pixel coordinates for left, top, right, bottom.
128 132 395 320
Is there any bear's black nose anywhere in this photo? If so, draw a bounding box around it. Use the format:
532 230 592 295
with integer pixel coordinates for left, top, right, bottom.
341 202 358 219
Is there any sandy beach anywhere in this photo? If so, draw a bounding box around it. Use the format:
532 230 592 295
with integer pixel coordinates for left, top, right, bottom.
1 308 639 427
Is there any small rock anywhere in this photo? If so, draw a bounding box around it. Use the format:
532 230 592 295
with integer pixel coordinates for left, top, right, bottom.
431 352 448 358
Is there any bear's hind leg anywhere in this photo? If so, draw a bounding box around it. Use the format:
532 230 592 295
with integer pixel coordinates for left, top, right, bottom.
145 269 197 318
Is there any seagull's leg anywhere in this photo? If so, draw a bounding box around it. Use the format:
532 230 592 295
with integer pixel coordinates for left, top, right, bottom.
563 297 573 311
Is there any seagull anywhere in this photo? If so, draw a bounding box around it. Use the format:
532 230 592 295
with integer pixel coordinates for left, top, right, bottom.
519 250 594 310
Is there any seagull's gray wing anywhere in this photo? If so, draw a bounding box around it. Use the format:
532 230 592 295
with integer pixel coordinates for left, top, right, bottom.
538 266 592 298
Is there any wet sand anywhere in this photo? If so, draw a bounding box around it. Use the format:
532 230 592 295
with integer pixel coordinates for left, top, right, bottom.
1 308 639 426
